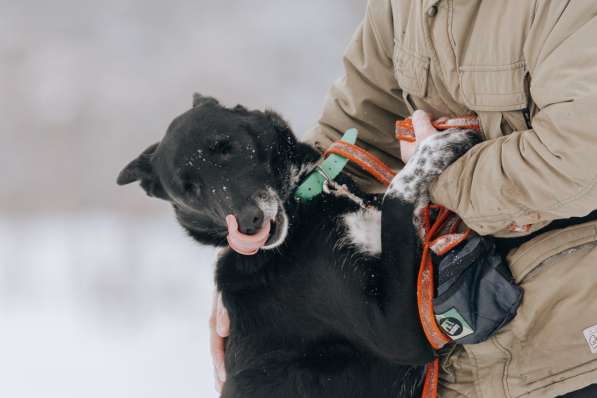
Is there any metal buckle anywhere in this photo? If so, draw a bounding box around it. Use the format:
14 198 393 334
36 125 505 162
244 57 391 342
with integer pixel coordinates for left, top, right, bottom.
315 165 333 182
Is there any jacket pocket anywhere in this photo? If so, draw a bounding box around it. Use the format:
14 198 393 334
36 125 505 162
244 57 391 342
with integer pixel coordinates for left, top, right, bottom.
394 45 430 98
459 61 528 112
504 221 597 386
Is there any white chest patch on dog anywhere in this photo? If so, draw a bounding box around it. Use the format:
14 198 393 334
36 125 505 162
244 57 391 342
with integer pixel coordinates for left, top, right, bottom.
340 208 382 256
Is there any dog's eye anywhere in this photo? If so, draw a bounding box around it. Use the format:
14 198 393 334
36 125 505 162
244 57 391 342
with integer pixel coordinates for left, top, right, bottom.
182 181 197 194
210 140 233 156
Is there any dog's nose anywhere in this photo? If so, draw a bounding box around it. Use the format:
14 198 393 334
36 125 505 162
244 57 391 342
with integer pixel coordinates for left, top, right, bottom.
237 204 265 235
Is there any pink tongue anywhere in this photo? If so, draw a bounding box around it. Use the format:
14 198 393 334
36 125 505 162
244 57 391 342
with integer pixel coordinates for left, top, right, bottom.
225 214 271 255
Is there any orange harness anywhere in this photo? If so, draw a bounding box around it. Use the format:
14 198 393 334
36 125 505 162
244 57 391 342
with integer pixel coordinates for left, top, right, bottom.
324 116 479 398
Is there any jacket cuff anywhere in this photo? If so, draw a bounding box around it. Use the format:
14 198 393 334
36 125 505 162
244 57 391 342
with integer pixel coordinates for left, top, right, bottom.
430 172 550 237
429 166 510 236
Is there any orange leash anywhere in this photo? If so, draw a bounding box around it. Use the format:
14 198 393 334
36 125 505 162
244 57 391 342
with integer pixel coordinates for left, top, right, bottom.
418 208 453 350
396 115 480 142
324 140 453 398
325 118 480 398
417 207 460 398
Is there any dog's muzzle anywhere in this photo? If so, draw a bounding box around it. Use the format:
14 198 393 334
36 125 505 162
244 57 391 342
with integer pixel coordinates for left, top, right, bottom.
225 191 288 255
225 214 271 255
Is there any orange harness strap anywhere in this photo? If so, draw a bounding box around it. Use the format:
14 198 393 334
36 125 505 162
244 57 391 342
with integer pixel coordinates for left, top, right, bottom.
418 207 456 398
324 141 397 186
324 120 480 398
421 357 440 398
418 208 452 350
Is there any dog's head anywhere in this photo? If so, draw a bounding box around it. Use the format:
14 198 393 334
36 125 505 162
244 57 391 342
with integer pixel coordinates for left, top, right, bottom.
117 94 306 251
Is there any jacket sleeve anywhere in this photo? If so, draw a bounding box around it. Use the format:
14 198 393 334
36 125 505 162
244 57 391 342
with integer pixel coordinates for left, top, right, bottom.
302 0 409 193
430 7 597 236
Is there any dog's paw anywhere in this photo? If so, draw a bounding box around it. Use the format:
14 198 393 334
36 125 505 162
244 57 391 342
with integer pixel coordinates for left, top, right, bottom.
385 128 479 238
386 129 480 204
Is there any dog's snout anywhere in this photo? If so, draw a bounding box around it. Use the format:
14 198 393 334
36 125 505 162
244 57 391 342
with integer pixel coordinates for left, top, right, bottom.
237 204 265 235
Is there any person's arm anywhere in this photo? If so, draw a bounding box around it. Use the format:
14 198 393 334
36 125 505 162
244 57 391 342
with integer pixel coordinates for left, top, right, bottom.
303 0 409 194
210 291 229 393
430 7 597 236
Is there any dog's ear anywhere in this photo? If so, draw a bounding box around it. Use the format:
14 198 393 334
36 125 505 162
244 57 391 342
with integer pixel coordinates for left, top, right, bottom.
192 93 220 108
232 104 248 113
264 110 293 137
117 142 169 200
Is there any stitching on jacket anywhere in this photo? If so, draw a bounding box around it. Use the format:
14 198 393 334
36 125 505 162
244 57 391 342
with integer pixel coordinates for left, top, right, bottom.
459 62 528 108
419 0 445 79
460 102 527 111
463 170 597 225
464 347 484 398
446 0 458 66
395 44 431 64
530 0 571 71
519 366 597 397
543 163 597 212
507 223 597 282
515 235 592 283
458 60 526 72
493 338 514 398
469 92 526 96
394 46 429 97
394 62 423 81
367 0 393 62
528 0 538 33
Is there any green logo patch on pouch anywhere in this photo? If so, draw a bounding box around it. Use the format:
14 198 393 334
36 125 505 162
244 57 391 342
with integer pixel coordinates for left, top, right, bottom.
436 308 474 340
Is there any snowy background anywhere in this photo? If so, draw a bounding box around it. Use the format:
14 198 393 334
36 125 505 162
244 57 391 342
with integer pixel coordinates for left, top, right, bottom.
0 1 364 397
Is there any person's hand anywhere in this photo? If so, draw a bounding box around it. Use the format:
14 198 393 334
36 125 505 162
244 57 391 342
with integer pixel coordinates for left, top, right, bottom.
399 110 447 163
210 291 230 393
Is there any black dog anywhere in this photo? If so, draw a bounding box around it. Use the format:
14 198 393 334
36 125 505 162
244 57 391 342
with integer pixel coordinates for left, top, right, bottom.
117 94 479 397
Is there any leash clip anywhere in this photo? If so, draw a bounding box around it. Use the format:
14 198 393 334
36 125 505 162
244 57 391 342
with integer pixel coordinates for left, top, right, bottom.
315 164 333 183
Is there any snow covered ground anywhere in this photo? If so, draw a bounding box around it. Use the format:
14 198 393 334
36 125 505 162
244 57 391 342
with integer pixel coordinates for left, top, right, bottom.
0 215 219 398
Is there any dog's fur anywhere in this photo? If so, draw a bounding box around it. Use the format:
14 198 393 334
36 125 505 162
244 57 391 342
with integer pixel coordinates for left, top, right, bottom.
117 94 480 397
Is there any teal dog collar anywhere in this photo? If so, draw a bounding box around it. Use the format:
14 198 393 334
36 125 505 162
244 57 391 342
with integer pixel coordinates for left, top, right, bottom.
294 128 358 201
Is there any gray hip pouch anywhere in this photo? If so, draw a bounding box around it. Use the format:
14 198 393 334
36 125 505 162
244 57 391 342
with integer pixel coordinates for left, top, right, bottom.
432 235 523 345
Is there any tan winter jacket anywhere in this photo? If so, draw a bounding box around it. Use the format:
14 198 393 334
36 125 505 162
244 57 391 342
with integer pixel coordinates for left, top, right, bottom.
305 0 597 238
304 1 597 396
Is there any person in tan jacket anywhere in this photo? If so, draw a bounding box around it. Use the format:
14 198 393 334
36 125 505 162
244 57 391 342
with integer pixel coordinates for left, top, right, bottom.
211 1 597 396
